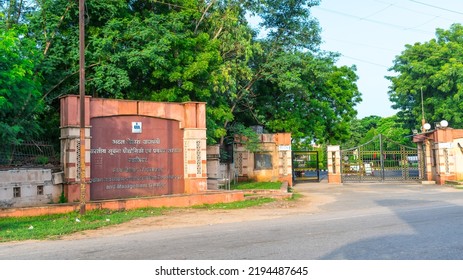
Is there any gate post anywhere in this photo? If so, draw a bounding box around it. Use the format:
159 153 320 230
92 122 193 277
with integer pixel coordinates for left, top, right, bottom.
327 145 342 184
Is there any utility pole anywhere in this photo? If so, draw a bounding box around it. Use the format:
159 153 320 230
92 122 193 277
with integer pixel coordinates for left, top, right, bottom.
79 0 86 215
421 87 425 132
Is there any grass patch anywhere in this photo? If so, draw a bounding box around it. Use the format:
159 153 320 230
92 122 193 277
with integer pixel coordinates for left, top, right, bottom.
287 192 303 200
192 197 276 210
0 207 169 243
0 197 279 242
231 181 281 190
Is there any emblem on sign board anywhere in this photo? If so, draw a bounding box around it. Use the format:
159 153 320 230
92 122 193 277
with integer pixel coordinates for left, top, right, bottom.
132 122 142 133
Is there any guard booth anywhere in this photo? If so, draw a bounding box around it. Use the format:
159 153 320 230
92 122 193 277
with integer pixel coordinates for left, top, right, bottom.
292 151 320 183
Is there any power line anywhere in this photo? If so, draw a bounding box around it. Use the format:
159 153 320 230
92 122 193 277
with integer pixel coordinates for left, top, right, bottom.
374 0 459 21
322 37 401 53
408 0 463 15
405 15 441 30
314 7 433 35
340 55 390 68
360 3 394 20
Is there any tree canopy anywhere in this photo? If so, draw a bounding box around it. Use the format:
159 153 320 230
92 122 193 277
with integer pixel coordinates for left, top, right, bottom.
0 16 43 145
387 23 463 132
1 0 362 148
342 115 412 149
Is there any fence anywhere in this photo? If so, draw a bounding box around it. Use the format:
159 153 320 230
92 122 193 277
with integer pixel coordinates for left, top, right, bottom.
0 140 59 168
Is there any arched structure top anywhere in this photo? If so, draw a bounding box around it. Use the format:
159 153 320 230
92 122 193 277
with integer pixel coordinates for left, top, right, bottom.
60 95 206 129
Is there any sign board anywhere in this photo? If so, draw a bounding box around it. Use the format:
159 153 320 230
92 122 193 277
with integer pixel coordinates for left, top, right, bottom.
90 116 184 200
278 145 291 151
438 142 453 149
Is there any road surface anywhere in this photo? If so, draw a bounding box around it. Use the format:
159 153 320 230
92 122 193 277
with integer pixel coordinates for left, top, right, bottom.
1 182 463 259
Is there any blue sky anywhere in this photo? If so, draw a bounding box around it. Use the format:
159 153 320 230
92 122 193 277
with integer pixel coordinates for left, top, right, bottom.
310 0 463 119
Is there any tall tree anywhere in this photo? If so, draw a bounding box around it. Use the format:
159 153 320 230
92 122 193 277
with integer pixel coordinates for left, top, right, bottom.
250 52 361 144
3 0 362 148
0 17 43 146
217 0 324 144
388 23 463 131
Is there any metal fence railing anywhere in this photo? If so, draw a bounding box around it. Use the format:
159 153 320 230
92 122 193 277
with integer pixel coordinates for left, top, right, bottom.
0 140 59 168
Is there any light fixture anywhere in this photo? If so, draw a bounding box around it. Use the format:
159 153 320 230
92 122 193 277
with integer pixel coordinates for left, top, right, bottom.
440 120 448 128
423 123 431 131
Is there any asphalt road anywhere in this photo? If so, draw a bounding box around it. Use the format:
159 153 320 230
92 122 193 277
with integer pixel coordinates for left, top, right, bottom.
2 182 463 260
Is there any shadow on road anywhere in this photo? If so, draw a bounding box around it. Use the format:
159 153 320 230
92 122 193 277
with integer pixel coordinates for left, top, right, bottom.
321 198 463 260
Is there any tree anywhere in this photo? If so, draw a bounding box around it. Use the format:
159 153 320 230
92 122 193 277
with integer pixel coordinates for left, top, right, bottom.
342 115 413 149
28 0 255 143
343 115 382 148
388 23 463 131
0 16 43 146
249 52 361 144
213 0 324 145
4 0 362 149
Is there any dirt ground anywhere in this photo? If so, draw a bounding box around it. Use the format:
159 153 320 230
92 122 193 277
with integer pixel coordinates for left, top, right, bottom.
62 189 335 240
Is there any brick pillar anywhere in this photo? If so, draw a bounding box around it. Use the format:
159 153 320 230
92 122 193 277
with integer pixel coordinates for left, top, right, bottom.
327 145 342 184
276 133 292 186
183 129 207 193
183 102 207 193
60 95 91 202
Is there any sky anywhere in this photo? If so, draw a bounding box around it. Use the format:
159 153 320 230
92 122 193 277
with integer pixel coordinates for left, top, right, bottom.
310 0 463 119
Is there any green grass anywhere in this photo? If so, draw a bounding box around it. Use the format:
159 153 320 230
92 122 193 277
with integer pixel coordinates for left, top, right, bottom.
287 192 302 200
0 198 278 243
0 207 168 242
192 197 276 210
231 181 282 190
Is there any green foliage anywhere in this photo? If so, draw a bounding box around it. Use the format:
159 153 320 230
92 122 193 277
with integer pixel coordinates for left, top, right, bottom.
343 115 413 148
388 23 463 131
0 19 44 145
251 52 361 144
2 0 362 147
227 123 262 152
35 156 49 165
0 199 278 242
58 191 67 204
231 181 281 190
192 197 276 209
0 208 167 242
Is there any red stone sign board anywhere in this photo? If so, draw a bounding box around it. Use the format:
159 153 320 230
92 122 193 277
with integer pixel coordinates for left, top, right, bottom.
90 115 184 200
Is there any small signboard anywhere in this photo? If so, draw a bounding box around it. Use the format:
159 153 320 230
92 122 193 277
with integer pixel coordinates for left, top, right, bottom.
132 122 142 133
439 142 453 149
278 145 291 151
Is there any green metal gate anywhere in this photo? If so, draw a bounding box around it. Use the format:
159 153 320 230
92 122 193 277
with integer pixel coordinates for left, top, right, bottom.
292 151 320 182
341 134 424 182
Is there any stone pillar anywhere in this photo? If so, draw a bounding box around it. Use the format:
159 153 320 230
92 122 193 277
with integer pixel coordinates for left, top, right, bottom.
276 133 293 186
424 139 434 181
434 142 456 184
206 145 220 189
60 95 91 203
417 142 425 180
183 103 208 193
327 145 342 184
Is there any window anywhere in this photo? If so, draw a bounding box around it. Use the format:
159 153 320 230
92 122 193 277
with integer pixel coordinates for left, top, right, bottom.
254 153 273 170
37 185 44 195
13 187 21 198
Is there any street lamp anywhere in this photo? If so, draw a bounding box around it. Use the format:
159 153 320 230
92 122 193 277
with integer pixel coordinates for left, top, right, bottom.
440 120 448 128
423 123 431 131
